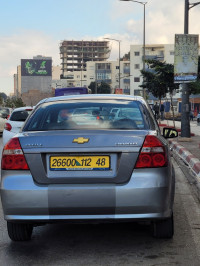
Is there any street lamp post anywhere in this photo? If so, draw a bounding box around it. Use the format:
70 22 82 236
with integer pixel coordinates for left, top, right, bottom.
104 38 121 90
120 0 147 98
181 0 200 138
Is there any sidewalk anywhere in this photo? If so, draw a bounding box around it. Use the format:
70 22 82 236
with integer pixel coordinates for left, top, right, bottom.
159 120 200 179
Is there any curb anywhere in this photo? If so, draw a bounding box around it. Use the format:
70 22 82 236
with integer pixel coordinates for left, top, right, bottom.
169 139 200 179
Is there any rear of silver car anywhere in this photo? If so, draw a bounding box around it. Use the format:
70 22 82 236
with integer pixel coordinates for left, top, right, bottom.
0 95 175 240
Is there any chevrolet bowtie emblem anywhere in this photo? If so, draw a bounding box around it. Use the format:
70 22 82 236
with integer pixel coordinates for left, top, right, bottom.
73 137 89 144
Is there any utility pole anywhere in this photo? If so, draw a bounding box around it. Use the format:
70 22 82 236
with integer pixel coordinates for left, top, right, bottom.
120 0 147 98
104 38 121 90
181 0 190 138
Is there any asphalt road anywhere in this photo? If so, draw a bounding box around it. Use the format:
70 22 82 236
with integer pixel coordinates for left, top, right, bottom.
1 137 200 265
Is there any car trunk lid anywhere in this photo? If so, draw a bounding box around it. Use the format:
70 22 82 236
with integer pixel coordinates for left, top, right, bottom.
19 130 149 184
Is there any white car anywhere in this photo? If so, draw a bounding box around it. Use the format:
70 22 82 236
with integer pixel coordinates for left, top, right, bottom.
0 107 12 133
3 106 33 145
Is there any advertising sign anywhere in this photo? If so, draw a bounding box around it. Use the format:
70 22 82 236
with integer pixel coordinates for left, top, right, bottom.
115 88 123 94
174 34 199 83
21 59 52 76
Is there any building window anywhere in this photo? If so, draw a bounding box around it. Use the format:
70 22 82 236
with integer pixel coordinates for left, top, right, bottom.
134 64 140 69
83 75 87 78
170 51 174 55
97 73 111 80
77 75 80 78
134 77 140 82
134 52 140 56
97 63 111 70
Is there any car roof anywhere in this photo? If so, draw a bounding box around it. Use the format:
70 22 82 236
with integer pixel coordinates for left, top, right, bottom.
37 94 146 105
11 106 33 112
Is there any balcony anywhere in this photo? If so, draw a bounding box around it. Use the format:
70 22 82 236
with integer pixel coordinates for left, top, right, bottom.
123 79 130 84
123 68 130 74
143 55 164 61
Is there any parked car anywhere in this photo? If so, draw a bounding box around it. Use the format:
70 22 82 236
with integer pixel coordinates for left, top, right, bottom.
2 106 33 145
0 107 12 133
0 94 178 241
0 107 12 119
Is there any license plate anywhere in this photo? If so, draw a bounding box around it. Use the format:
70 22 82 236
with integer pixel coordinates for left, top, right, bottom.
50 155 110 171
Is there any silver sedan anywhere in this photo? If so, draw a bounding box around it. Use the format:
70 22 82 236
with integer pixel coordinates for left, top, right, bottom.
0 94 178 241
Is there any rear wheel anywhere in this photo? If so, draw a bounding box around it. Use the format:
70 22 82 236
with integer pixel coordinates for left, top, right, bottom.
7 222 33 241
152 213 174 239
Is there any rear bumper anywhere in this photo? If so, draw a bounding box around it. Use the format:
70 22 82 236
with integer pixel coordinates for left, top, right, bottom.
0 168 175 222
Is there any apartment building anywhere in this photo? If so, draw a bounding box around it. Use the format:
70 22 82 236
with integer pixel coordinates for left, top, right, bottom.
130 44 175 96
60 40 110 77
52 70 88 90
86 60 130 94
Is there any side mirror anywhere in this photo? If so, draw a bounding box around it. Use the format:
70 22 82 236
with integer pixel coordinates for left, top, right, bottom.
162 127 178 138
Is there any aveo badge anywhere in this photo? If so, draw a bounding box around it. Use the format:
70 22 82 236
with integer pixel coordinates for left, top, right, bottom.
73 137 89 144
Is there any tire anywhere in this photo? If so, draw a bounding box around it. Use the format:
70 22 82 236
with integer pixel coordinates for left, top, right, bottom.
152 213 174 239
7 222 33 241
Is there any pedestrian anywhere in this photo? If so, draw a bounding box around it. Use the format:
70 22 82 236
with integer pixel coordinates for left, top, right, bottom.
190 110 194 121
153 102 159 120
160 103 165 120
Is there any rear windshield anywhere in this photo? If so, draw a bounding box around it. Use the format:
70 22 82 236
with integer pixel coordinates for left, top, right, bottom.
23 99 151 131
10 110 32 122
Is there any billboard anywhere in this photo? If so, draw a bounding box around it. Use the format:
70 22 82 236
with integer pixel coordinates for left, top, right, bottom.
115 88 123 94
174 34 199 83
21 59 52 76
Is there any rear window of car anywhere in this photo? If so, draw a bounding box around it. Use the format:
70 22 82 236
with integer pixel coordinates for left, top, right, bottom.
23 99 151 131
10 110 32 122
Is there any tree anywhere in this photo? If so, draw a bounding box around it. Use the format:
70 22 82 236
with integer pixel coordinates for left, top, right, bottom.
0 96 3 106
188 56 200 95
13 98 26 108
140 59 179 124
4 98 13 108
0 92 7 101
4 97 25 108
98 81 111 94
88 81 111 94
88 82 96 94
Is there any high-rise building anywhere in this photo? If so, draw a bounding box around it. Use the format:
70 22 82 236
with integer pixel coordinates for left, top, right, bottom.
60 40 110 77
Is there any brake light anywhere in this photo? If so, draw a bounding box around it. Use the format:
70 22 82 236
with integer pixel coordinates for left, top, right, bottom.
135 135 167 168
1 137 29 170
4 123 12 131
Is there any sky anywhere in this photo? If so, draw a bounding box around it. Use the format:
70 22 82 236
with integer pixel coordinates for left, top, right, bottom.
0 0 200 96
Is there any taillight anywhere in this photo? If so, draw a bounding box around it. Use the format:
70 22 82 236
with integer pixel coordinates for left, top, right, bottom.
1 137 29 170
135 135 168 168
4 123 12 131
